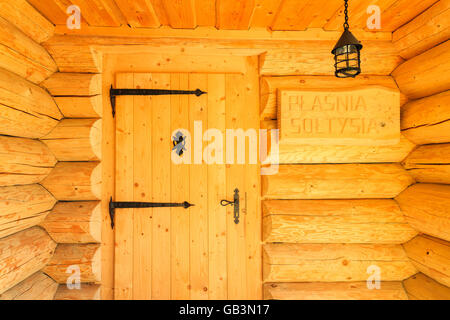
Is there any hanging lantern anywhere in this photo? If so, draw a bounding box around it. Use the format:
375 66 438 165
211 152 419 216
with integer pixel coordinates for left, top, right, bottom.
332 0 363 78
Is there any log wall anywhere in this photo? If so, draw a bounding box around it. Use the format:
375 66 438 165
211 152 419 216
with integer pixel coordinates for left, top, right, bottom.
260 75 415 299
0 2 61 300
0 2 102 300
261 3 450 299
393 6 450 298
38 69 103 299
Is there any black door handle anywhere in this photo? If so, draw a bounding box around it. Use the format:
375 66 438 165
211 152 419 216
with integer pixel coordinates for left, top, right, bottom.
220 188 240 224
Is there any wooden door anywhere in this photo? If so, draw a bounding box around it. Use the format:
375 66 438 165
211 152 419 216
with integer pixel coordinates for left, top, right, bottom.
114 72 261 300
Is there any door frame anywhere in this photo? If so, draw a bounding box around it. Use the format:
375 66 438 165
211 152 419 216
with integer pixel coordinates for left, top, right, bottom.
100 48 262 300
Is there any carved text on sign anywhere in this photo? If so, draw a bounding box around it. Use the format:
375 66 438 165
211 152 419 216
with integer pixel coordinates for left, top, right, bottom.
278 86 400 145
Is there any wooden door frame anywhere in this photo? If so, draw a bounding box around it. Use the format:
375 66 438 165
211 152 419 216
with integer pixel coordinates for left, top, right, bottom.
100 48 261 300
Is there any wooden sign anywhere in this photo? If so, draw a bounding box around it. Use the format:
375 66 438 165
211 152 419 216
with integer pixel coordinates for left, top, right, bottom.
277 86 400 146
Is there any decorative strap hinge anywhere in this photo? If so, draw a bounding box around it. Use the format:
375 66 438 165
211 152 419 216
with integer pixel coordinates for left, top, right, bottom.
110 85 207 117
109 197 194 229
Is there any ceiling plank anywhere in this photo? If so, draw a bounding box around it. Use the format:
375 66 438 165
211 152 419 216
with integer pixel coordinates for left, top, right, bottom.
114 0 160 27
249 0 283 28
216 0 256 30
271 0 311 30
307 0 342 28
354 0 398 29
27 0 72 25
162 0 196 28
71 0 125 26
379 0 439 31
195 0 216 26
148 0 169 25
323 0 374 31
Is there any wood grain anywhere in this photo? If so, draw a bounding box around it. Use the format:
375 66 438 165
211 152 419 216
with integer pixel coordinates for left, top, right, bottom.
262 164 414 199
0 136 56 186
396 184 450 242
264 282 408 300
0 185 56 239
263 199 417 244
41 201 101 244
0 227 56 294
263 243 417 282
403 235 450 287
403 144 450 184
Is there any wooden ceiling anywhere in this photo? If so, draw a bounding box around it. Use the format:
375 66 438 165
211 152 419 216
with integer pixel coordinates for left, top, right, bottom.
28 0 438 32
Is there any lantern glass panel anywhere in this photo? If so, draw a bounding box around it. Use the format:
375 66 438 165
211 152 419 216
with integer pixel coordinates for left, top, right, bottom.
334 44 361 78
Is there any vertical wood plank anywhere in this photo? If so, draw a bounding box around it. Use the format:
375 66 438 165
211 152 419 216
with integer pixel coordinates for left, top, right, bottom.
225 73 247 299
243 57 262 299
207 74 228 299
189 73 209 299
170 74 191 300
132 74 153 299
151 73 172 299
114 73 134 300
100 55 115 300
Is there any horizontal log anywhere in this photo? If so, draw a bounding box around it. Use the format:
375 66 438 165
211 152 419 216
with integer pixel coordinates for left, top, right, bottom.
396 184 450 241
403 144 450 184
262 164 414 199
403 273 450 300
392 40 450 99
263 199 417 243
0 136 56 186
54 96 102 118
0 272 57 300
0 184 56 239
44 44 102 73
43 244 101 284
0 68 62 138
260 76 407 120
0 227 56 294
264 282 408 300
403 235 450 287
263 243 417 282
42 73 102 96
54 283 101 300
41 162 102 201
0 16 57 83
401 90 450 144
262 120 415 164
41 201 101 244
393 0 450 59
50 26 393 42
260 42 403 76
42 119 102 161
0 0 54 43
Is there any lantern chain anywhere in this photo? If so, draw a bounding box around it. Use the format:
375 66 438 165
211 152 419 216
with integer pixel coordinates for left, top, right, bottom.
343 0 349 30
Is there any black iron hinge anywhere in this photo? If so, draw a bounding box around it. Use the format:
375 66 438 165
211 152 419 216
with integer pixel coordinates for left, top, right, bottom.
110 86 207 117
109 197 194 229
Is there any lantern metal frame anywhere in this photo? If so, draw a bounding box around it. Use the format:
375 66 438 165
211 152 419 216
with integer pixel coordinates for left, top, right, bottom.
332 0 363 78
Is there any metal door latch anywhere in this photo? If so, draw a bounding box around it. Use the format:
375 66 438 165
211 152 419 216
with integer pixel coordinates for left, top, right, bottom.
221 188 240 224
110 85 206 117
109 197 194 229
